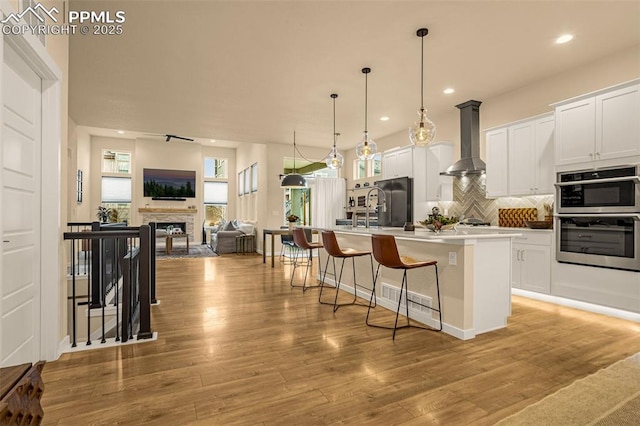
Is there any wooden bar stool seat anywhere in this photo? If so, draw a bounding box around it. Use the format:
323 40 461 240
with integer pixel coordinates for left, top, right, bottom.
290 228 323 292
320 231 375 312
367 234 442 340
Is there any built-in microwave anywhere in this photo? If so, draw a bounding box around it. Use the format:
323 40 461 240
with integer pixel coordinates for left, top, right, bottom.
556 214 640 272
555 165 640 214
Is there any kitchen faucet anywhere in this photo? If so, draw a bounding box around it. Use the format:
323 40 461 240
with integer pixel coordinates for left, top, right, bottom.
365 187 386 228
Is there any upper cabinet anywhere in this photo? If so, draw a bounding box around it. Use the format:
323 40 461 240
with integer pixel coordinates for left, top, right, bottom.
382 146 413 179
486 113 554 198
381 143 454 203
554 80 640 171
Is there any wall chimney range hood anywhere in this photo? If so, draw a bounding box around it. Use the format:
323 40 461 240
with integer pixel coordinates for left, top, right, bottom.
441 100 486 176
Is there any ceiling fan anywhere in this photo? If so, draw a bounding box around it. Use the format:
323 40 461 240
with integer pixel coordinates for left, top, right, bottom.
144 133 194 142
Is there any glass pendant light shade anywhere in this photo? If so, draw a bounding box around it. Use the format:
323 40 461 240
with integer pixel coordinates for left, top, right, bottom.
356 67 377 160
326 145 344 169
409 108 436 146
356 131 377 160
410 28 437 147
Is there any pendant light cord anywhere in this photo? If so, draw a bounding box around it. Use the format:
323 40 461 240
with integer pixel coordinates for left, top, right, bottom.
333 95 337 149
364 71 368 132
293 131 296 173
420 33 424 109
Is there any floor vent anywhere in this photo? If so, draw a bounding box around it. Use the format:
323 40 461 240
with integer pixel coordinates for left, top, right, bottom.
380 283 432 313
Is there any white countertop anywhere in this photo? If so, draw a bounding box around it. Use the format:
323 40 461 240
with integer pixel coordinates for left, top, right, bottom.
330 225 524 242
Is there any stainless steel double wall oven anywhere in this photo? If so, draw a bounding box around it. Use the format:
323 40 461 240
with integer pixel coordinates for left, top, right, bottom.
555 165 640 271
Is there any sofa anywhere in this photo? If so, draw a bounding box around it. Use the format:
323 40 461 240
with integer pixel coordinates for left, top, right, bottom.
209 220 255 254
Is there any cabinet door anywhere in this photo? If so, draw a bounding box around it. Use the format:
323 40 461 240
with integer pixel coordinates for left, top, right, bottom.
511 246 523 289
486 128 509 197
508 123 535 196
395 147 413 178
596 84 640 161
520 244 551 294
382 152 396 179
534 116 555 194
555 98 596 166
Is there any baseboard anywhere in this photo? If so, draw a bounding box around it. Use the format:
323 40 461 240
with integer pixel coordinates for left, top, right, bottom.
512 289 640 322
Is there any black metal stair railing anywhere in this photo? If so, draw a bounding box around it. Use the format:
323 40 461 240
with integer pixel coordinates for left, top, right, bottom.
64 222 155 347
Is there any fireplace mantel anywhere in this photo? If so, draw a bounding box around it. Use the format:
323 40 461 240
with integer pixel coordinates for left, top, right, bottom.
138 208 197 214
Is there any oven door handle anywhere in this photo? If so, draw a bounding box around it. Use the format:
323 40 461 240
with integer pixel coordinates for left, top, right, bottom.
556 213 640 220
554 176 640 187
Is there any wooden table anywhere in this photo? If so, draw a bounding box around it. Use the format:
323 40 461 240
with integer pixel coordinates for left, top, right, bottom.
165 233 190 255
263 228 318 268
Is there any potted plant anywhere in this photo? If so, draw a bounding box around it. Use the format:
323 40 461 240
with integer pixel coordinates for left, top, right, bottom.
286 214 299 230
96 206 111 223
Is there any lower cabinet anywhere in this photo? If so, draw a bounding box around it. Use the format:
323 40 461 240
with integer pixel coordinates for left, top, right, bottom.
511 231 552 294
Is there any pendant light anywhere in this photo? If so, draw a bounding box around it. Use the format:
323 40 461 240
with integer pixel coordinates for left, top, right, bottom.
325 93 344 169
355 67 377 160
409 28 437 146
281 131 307 188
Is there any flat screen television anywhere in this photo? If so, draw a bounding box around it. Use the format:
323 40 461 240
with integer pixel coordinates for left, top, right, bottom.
143 168 196 199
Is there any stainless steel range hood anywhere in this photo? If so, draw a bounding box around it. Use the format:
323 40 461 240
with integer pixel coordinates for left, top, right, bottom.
441 100 486 176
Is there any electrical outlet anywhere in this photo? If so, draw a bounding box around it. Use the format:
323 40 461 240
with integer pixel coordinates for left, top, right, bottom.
448 251 457 266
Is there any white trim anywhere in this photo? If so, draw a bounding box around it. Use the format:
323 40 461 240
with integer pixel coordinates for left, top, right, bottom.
512 288 640 323
1 0 63 362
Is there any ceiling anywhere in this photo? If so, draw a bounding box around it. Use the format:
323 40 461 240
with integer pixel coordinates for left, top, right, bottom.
69 1 640 149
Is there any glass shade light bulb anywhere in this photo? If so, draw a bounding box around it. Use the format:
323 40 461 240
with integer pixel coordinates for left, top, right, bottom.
409 108 436 146
356 131 377 160
325 146 344 169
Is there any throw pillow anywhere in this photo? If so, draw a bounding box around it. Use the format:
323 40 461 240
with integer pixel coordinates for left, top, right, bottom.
223 221 237 231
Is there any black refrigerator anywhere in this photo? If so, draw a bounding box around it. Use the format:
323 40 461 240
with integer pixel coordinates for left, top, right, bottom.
377 177 413 227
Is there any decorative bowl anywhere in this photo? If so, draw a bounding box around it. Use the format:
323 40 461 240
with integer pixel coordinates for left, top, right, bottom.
524 220 553 229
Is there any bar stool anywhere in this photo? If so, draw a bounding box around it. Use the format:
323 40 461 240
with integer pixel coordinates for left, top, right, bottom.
367 234 442 340
320 231 376 312
290 228 323 292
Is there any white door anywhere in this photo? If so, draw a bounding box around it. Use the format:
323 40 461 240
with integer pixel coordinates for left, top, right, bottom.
1 42 42 366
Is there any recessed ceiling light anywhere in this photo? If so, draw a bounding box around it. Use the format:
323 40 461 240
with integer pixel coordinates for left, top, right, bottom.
210 139 216 143
555 34 573 44
380 116 390 121
443 88 455 94
117 130 125 134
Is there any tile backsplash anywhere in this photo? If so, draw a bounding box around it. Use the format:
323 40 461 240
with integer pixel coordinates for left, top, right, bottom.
430 174 554 226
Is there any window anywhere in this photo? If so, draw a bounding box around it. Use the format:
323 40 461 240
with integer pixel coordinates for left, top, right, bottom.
205 157 229 224
204 157 227 179
102 150 131 174
352 153 381 180
101 176 131 222
243 168 250 194
251 163 258 192
204 181 228 225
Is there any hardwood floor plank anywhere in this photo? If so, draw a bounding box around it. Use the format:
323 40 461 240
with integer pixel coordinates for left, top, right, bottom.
40 255 640 424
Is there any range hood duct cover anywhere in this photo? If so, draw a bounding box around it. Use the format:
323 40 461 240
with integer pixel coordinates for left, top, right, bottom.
441 100 486 176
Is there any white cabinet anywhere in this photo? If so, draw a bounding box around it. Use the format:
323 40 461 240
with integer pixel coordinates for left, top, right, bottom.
486 113 554 198
554 80 640 170
511 231 552 294
486 128 508 197
381 143 454 221
382 146 413 179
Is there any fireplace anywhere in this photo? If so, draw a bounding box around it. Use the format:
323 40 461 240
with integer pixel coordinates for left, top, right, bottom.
156 222 187 232
138 207 197 241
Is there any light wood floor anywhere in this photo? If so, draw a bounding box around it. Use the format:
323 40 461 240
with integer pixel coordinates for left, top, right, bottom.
41 254 640 425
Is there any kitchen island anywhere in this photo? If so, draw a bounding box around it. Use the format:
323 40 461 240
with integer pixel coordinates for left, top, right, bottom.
318 226 522 340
